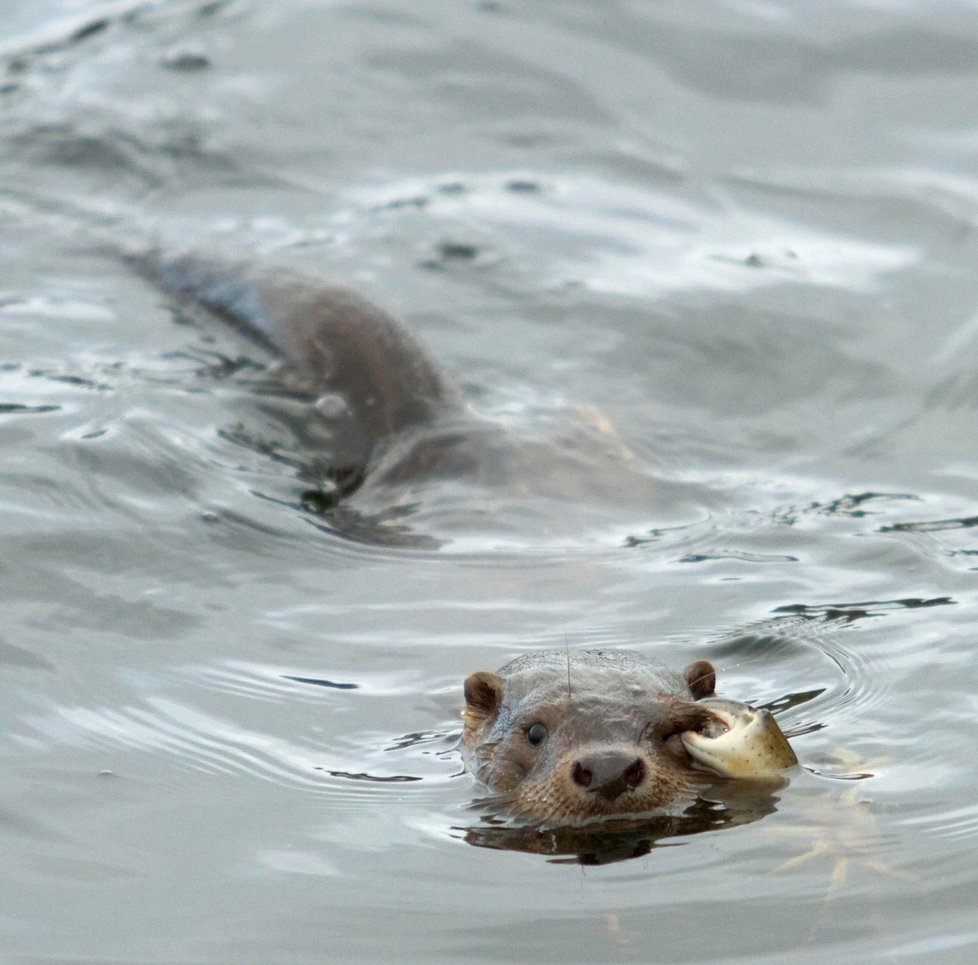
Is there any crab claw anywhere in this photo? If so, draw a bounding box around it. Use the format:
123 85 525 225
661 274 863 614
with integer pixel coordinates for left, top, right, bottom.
682 697 798 778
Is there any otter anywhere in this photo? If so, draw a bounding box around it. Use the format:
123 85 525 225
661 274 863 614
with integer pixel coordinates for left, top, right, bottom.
461 649 796 826
123 246 662 542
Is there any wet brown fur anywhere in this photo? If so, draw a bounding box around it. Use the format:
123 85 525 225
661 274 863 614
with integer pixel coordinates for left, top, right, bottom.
461 649 722 826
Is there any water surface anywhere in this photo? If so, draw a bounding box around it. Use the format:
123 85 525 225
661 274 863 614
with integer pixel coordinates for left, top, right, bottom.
2 1 978 962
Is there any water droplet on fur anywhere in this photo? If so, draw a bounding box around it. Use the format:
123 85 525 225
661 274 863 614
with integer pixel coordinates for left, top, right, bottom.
314 393 349 418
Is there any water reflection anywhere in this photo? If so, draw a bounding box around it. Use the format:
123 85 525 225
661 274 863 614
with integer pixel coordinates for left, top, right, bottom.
457 779 787 865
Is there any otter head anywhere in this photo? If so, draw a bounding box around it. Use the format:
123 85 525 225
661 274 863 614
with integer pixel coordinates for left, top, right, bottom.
460 650 725 826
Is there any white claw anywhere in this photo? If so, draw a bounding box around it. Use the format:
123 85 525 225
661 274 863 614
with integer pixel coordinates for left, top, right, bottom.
682 697 798 778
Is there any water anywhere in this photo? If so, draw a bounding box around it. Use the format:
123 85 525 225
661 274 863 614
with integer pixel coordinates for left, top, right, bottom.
2 0 978 961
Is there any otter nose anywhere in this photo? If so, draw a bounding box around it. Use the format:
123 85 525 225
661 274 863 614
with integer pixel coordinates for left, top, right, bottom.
572 752 646 802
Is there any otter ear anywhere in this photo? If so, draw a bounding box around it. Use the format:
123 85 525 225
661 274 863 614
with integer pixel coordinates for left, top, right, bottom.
683 660 716 700
463 671 504 727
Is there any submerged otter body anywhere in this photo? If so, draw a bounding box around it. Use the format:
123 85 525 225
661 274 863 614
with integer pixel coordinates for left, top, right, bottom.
132 248 466 477
461 649 796 826
129 247 660 540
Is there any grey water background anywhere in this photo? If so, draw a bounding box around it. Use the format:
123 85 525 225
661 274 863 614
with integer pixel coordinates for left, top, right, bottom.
2 0 978 961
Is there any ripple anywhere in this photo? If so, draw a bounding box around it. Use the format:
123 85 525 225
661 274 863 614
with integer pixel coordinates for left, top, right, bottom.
16 691 456 805
882 514 978 533
188 661 337 703
678 549 798 564
344 171 919 297
189 659 435 702
622 490 922 566
24 697 328 786
708 608 901 742
878 510 978 569
319 769 421 784
904 803 978 842
0 639 53 671
772 596 956 621
0 402 61 415
11 656 461 809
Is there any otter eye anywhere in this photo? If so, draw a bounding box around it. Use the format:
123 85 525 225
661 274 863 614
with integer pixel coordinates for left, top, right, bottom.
525 723 548 747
